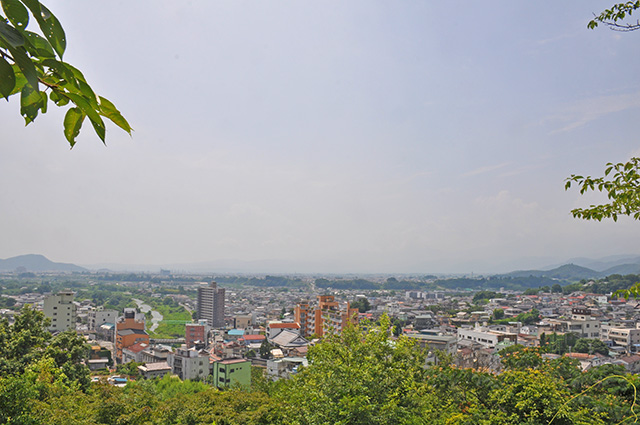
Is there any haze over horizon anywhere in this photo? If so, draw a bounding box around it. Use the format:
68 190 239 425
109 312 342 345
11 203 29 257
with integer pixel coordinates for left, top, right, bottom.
1 1 639 274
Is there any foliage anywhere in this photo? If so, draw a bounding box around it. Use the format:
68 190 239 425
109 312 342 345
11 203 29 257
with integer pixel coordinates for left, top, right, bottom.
589 1 640 31
573 338 610 356
0 0 131 146
351 296 371 313
515 308 540 325
473 290 503 304
543 332 580 355
0 306 91 390
283 314 427 424
259 339 272 359
566 158 640 221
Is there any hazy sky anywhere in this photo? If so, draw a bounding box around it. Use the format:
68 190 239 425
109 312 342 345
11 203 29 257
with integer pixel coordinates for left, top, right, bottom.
1 1 640 273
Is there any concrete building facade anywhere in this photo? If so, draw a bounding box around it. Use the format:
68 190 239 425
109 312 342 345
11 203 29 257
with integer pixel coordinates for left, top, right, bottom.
168 348 210 381
197 282 225 328
210 358 251 389
43 291 76 332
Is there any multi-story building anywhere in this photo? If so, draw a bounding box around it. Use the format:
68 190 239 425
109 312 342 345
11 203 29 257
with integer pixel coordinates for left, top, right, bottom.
457 324 518 349
185 320 209 348
122 342 149 364
138 362 172 379
547 308 601 339
197 281 225 328
234 314 252 329
168 347 210 381
294 295 359 337
210 358 251 389
608 327 640 353
43 291 76 332
88 308 118 331
115 309 149 362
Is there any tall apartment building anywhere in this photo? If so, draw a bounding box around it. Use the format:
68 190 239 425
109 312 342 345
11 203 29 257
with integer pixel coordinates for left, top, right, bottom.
294 295 358 337
197 281 225 328
43 291 77 332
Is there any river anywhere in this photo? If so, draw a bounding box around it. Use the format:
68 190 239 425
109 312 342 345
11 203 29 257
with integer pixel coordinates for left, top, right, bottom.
132 298 163 333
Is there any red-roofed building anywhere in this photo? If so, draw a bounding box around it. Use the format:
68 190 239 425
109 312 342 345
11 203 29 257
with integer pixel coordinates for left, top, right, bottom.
122 342 149 364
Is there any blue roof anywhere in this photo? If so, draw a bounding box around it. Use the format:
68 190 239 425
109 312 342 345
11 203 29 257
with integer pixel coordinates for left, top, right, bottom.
228 329 245 336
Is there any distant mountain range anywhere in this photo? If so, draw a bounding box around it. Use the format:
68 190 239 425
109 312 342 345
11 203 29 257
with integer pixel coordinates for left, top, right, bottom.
2 254 640 280
0 254 86 272
502 256 640 281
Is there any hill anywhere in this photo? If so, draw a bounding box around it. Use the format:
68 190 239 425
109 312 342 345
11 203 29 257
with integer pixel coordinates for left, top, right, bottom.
0 254 86 272
503 263 600 280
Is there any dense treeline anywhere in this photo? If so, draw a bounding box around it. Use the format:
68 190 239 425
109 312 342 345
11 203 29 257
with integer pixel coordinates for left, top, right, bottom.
215 275 308 288
313 275 570 291
1 307 639 424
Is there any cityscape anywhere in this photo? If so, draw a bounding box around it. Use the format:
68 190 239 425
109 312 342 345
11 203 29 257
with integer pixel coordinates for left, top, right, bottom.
2 0 640 423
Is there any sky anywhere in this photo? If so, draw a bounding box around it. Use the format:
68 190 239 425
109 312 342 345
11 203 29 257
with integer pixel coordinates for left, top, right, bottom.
1 1 640 274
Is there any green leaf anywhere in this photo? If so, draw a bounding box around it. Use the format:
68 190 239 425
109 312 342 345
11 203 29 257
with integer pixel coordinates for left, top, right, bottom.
7 44 38 90
66 92 105 142
0 20 25 47
20 83 42 124
21 1 65 58
99 96 132 135
0 56 16 98
38 4 65 58
22 31 56 58
48 88 69 106
8 63 26 96
63 107 84 147
40 89 47 113
61 61 86 82
1 0 29 29
19 0 41 19
41 58 75 82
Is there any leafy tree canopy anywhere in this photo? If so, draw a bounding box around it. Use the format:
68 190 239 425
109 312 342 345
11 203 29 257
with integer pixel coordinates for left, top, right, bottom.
566 158 640 221
589 1 640 31
0 0 131 146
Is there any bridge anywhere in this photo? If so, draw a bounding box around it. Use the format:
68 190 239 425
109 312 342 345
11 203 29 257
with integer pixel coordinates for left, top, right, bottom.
149 338 186 344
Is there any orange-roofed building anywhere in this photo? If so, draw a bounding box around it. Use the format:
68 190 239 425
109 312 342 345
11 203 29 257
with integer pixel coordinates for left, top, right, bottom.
266 322 300 339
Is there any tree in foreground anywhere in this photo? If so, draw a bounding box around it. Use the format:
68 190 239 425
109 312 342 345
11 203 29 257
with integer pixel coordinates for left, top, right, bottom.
283 314 429 425
565 158 640 221
589 1 640 31
0 0 131 146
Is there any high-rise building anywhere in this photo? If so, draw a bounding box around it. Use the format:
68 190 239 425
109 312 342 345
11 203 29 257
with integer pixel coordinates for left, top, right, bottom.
43 291 77 332
197 281 225 328
294 295 358 337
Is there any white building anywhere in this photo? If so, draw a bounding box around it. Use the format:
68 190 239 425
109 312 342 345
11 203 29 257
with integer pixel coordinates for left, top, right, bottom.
547 308 601 339
43 291 76 332
89 308 118 331
608 327 640 353
457 324 517 349
167 348 210 381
